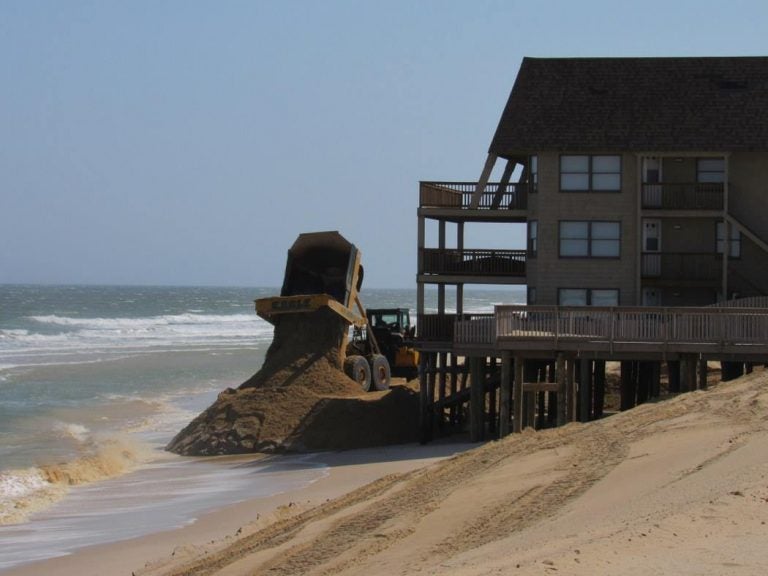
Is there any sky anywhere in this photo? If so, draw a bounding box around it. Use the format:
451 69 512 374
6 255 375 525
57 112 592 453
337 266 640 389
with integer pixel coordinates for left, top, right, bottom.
1 1 767 288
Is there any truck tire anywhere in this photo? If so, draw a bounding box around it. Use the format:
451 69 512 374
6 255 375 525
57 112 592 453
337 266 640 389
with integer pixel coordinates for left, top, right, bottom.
344 355 372 392
370 354 391 391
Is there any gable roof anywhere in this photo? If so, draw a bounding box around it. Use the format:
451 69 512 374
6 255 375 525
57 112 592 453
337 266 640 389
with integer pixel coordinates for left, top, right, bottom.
489 57 768 156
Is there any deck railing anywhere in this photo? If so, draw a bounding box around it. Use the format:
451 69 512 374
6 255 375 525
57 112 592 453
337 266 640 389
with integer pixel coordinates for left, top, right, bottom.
454 315 496 346
641 252 721 281
421 248 527 276
494 305 768 348
713 296 768 308
418 313 494 342
641 182 724 210
419 181 528 210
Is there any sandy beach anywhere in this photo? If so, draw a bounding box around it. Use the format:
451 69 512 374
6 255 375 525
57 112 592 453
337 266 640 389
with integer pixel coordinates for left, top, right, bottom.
6 368 768 575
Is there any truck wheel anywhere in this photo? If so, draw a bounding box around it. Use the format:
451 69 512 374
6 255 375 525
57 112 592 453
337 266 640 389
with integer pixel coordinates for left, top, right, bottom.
344 355 372 392
370 354 391 391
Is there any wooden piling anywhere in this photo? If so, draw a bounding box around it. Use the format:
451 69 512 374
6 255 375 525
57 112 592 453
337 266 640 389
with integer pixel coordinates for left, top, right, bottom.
620 361 636 411
556 354 566 427
579 359 592 422
513 355 524 433
698 359 708 390
418 353 431 443
499 351 511 437
667 360 681 392
593 360 606 419
469 357 485 442
488 357 497 435
567 357 576 422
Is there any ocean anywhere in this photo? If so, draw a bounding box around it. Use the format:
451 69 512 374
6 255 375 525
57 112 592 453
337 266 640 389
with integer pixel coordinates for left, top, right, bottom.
0 284 524 570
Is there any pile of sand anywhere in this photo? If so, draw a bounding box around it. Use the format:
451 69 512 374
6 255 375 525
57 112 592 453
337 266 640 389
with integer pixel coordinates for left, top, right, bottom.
167 309 419 455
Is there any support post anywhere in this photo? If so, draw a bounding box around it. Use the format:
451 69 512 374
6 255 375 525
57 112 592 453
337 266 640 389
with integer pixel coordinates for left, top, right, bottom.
470 357 485 442
593 360 606 419
513 355 524 433
698 359 708 390
499 351 512 437
487 357 497 435
556 354 566 427
667 360 681 393
567 357 576 422
620 361 636 411
418 353 430 443
437 352 447 430
579 359 592 422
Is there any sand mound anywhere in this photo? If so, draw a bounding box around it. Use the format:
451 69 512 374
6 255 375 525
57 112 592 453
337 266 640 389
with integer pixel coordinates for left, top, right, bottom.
167 309 419 455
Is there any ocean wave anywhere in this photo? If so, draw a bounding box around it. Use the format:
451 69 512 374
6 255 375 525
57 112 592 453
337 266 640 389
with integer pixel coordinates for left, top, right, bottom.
0 312 273 361
0 433 153 526
29 312 259 328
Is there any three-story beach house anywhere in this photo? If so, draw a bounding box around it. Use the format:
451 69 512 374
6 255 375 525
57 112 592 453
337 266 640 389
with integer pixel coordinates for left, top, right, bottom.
416 57 768 440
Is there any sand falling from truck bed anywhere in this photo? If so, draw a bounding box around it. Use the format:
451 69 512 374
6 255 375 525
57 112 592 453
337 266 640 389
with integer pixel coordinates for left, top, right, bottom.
167 308 419 455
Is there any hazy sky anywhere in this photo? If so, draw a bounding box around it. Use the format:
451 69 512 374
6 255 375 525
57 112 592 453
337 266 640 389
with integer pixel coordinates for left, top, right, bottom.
2 1 766 288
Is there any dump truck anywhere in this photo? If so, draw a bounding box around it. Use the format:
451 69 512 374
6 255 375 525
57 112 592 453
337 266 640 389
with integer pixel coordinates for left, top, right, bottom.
255 231 417 392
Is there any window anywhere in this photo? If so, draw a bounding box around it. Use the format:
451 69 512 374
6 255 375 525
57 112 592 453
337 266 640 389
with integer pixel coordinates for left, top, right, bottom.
528 220 538 257
558 288 619 306
560 155 621 192
559 221 620 258
530 155 538 193
590 289 620 306
559 288 587 306
697 158 725 183
716 221 741 258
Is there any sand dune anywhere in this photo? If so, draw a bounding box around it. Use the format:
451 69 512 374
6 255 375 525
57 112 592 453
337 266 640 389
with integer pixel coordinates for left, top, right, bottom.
130 367 768 576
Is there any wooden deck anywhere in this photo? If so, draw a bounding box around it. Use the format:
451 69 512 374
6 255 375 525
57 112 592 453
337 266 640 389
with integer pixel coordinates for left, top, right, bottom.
418 305 768 360
416 303 768 444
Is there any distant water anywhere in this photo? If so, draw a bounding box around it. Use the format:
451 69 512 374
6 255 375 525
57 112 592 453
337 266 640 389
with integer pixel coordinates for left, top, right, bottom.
0 284 524 568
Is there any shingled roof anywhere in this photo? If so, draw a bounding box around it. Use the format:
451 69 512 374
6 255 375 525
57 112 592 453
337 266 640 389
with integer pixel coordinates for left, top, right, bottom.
489 57 768 156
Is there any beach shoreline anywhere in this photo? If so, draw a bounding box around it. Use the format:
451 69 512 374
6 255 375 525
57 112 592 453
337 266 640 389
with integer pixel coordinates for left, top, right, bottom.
4 370 766 576
2 441 472 576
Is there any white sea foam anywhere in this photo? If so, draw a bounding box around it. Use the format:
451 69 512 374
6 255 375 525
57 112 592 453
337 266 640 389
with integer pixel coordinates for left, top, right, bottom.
0 434 153 526
53 422 91 443
0 470 48 500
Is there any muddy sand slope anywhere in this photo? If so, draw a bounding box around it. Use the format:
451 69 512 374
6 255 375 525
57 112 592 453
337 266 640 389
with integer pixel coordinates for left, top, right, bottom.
157 368 768 576
167 308 419 455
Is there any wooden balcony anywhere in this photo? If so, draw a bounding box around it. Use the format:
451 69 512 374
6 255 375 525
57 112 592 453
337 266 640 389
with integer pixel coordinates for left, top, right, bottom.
421 248 526 277
641 182 724 211
419 182 528 221
641 252 721 283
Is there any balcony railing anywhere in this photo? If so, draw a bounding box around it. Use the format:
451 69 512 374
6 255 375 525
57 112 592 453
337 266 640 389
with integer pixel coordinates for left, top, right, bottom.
494 305 768 348
419 181 528 211
421 249 526 277
641 252 721 282
641 182 724 210
417 313 494 342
